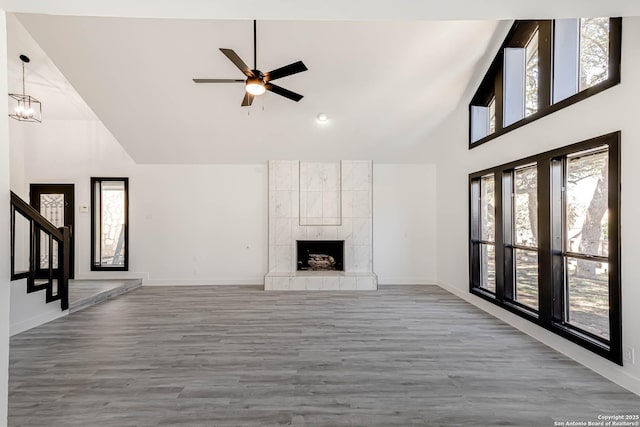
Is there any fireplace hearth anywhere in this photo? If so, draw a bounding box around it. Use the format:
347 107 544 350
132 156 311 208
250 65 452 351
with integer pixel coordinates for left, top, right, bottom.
297 240 344 271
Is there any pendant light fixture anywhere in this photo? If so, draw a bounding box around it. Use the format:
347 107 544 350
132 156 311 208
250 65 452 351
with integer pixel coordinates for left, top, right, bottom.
8 55 42 123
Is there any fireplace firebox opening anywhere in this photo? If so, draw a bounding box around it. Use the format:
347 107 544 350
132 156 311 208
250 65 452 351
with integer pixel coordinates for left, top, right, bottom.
297 240 344 271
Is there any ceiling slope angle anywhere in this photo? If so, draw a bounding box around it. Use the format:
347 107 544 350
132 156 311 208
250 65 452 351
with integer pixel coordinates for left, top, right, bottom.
6 14 97 121
15 14 502 163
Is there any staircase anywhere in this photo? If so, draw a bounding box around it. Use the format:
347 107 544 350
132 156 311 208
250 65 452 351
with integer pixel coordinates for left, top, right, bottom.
10 191 70 311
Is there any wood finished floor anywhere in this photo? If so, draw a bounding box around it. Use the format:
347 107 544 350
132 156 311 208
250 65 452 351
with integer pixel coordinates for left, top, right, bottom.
9 286 640 426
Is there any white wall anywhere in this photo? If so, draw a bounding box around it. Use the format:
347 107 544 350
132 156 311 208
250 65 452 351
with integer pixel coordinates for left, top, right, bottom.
431 17 640 395
0 10 11 427
11 118 437 286
373 164 437 284
132 164 267 285
9 279 65 336
10 119 269 285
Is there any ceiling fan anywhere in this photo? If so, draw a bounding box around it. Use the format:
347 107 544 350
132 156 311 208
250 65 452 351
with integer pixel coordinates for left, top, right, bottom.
193 20 308 107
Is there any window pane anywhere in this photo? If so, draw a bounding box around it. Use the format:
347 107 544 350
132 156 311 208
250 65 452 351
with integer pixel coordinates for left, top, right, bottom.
39 231 50 269
514 164 537 247
503 48 526 127
566 148 608 257
39 233 59 270
515 249 538 310
50 279 58 297
13 212 30 274
565 257 609 340
480 244 496 293
480 174 495 242
579 18 609 91
99 181 126 267
488 97 496 134
553 19 580 103
525 29 539 117
39 193 64 269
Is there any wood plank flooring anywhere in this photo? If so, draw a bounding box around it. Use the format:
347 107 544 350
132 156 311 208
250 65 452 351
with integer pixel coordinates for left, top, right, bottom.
9 286 640 426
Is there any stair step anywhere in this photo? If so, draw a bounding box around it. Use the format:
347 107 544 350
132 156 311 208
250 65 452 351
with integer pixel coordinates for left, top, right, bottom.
68 279 142 314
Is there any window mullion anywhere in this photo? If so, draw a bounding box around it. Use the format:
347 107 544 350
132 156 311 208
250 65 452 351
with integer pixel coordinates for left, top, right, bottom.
494 172 505 301
537 159 554 325
494 62 504 133
501 170 514 302
537 20 553 111
469 179 481 290
608 18 622 87
607 135 622 362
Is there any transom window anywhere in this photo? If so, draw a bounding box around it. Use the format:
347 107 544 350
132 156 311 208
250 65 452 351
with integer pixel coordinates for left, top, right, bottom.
470 18 621 147
579 18 610 91
488 97 496 135
524 29 539 117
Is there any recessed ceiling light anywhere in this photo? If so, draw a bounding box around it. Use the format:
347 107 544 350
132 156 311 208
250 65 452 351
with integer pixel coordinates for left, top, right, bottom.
316 113 329 123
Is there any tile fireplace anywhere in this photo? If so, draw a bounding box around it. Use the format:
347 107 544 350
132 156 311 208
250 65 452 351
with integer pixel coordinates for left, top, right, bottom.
264 160 377 291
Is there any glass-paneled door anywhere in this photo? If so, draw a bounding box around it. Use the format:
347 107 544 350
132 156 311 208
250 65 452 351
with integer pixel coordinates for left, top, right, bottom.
30 184 75 279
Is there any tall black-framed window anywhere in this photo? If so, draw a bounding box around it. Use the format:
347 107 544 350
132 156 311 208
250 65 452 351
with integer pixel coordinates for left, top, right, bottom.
91 178 129 271
469 18 621 148
507 163 539 312
469 132 621 363
470 173 497 293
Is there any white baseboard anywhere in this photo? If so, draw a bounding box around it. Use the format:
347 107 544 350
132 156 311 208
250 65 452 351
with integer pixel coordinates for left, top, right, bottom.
376 277 437 285
144 278 263 286
145 277 438 286
436 280 640 397
11 308 68 336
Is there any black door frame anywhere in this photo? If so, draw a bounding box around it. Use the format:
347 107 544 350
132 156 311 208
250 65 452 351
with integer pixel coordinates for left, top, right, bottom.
30 184 75 280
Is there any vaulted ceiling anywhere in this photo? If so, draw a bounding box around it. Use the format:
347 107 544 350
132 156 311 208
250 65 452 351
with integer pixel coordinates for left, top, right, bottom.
6 1 640 163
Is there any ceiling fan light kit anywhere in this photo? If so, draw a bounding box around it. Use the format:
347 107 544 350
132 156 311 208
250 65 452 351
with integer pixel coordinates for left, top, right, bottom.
245 76 266 95
193 20 308 106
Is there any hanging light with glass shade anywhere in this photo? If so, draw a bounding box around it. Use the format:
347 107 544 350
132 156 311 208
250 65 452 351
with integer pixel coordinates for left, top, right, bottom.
8 55 42 123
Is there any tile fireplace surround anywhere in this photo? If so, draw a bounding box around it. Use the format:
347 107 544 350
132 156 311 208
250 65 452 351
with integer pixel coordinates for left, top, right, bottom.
265 160 377 291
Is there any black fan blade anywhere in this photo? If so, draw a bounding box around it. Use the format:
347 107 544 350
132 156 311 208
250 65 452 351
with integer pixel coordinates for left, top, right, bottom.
193 79 245 83
264 61 308 82
219 48 254 77
265 83 303 102
241 92 254 107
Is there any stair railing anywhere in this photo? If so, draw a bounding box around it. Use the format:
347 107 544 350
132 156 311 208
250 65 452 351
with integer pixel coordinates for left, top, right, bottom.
10 191 70 310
